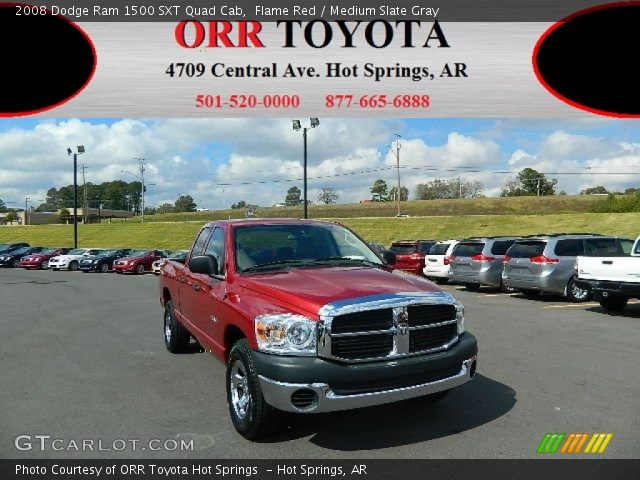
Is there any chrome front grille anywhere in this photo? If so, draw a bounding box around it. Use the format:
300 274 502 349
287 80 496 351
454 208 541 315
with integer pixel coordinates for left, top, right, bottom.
318 292 459 363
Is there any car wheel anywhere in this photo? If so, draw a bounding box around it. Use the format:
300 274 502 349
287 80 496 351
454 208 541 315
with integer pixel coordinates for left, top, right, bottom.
135 264 145 275
164 300 190 353
599 296 628 312
520 289 540 299
12 259 20 268
227 339 281 440
464 283 480 291
500 280 516 293
42 261 49 269
566 277 590 303
68 261 78 271
99 263 109 273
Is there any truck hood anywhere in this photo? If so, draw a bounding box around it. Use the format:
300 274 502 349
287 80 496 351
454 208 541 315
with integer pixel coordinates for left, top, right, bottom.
239 266 444 316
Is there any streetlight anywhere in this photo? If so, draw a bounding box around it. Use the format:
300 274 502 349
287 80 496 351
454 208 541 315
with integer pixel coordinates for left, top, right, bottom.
292 118 319 219
67 145 85 248
388 134 402 216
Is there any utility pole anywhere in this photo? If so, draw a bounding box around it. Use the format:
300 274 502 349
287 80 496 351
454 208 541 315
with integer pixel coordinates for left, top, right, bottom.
136 157 146 224
459 176 463 199
394 134 401 216
537 178 541 197
81 164 88 223
24 197 30 225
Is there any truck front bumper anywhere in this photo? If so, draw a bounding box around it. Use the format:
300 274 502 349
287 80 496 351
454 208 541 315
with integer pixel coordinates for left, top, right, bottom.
254 333 477 413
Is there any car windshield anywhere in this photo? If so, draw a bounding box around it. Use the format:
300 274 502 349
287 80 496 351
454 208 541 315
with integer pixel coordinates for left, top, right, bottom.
11 247 30 255
67 249 86 255
389 244 417 254
128 250 146 257
452 242 485 257
40 249 58 255
234 223 383 273
507 241 546 258
429 243 451 255
96 250 118 257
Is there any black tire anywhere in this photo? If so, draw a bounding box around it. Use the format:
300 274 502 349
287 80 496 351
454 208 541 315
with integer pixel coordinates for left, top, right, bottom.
227 339 281 440
99 262 109 273
599 296 628 312
12 259 20 268
500 280 516 293
68 261 79 271
566 277 591 303
434 278 449 285
163 300 190 353
135 264 145 275
464 283 480 291
521 289 540 299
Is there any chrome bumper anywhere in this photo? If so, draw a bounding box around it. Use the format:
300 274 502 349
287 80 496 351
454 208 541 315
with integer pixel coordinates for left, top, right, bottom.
258 356 477 413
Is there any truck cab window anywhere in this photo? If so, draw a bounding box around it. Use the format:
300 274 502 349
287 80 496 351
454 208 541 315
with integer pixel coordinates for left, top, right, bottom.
205 227 225 275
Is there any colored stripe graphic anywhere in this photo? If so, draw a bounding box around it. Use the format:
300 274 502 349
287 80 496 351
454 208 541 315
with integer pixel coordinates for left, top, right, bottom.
539 433 613 454
537 433 565 453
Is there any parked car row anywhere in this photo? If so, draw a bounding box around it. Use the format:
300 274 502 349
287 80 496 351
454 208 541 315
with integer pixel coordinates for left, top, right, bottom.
0 243 187 275
378 233 635 303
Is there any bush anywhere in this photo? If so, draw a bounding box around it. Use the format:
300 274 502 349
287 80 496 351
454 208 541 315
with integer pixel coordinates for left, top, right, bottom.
591 194 640 213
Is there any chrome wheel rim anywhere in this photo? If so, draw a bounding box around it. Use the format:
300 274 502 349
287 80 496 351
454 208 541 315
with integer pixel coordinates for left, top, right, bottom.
230 359 251 420
137 265 144 274
571 282 589 300
164 310 172 344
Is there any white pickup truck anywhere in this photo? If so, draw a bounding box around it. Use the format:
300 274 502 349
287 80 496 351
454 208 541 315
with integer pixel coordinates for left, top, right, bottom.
575 236 640 311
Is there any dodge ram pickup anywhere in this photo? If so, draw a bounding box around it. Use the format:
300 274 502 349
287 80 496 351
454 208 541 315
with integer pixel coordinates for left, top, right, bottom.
575 235 640 311
159 219 478 439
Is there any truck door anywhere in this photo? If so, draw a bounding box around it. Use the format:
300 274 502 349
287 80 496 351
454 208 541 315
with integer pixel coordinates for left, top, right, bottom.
183 226 227 353
178 227 211 323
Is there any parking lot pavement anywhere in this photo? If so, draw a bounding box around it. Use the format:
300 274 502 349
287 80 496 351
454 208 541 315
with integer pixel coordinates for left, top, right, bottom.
1 268 638 459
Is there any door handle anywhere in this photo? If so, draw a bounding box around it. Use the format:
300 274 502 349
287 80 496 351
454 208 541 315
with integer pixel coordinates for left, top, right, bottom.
602 260 613 265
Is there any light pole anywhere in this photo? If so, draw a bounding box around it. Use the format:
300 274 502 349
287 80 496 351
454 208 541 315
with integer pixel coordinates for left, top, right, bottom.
292 118 319 219
388 134 402 216
67 146 85 248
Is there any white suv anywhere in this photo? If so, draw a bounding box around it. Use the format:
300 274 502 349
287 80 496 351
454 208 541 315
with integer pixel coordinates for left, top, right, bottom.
423 240 459 284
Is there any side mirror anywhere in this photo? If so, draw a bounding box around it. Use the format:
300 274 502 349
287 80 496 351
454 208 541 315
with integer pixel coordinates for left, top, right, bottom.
190 255 219 276
382 250 396 265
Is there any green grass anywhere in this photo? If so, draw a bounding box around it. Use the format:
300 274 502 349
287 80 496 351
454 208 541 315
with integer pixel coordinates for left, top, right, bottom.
114 195 603 223
2 212 639 250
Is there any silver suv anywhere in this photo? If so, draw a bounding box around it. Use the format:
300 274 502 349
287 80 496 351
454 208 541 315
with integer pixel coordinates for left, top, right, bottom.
502 234 634 301
449 237 518 291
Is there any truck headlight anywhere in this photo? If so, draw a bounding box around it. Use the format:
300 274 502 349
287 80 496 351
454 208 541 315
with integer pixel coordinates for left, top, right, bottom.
455 301 465 335
255 314 317 356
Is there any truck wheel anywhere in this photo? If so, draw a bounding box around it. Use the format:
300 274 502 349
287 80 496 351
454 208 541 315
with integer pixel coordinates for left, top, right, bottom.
69 261 79 271
464 283 480 291
136 264 145 275
164 300 190 353
599 296 628 312
227 339 281 440
567 278 590 303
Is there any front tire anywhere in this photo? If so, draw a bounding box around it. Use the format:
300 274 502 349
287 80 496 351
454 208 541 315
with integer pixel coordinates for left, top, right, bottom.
99 262 109 273
567 277 590 303
12 259 20 268
599 296 628 312
227 339 281 440
464 283 480 291
434 278 449 285
164 300 190 353
68 261 78 271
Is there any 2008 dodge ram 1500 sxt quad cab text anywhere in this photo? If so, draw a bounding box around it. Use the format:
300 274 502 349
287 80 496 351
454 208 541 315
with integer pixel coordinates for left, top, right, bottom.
159 219 478 439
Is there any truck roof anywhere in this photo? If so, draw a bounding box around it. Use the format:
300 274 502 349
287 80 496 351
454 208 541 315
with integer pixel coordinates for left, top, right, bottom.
202 218 338 228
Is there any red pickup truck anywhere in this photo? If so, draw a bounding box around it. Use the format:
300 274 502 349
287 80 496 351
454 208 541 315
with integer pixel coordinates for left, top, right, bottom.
159 219 477 439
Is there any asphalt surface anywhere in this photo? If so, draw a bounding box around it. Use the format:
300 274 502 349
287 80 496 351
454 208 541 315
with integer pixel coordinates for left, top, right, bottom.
1 267 638 459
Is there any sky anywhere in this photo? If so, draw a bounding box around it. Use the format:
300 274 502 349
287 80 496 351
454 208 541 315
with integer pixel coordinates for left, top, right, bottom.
0 117 639 210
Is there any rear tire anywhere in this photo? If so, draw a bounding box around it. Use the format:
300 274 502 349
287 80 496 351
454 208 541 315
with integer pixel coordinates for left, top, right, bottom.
464 283 480 291
567 277 590 303
164 300 190 353
227 339 281 440
135 264 145 275
599 296 628 312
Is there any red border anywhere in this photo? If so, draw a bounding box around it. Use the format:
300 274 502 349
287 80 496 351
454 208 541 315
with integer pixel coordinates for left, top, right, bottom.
0 2 98 117
532 1 640 118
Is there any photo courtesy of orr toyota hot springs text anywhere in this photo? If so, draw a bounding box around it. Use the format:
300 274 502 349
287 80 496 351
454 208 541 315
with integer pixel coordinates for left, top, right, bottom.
0 2 639 480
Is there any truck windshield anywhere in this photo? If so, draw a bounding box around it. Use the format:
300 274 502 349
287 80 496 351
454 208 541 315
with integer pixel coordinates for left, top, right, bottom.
233 223 383 272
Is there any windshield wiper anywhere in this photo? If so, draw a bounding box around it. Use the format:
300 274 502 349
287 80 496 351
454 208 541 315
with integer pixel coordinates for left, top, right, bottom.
313 256 385 268
241 259 318 273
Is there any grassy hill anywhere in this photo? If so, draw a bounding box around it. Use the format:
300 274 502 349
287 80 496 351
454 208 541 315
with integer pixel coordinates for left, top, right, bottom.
2 212 639 251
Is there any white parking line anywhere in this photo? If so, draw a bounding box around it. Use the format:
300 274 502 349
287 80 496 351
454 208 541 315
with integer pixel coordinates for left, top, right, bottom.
543 300 640 309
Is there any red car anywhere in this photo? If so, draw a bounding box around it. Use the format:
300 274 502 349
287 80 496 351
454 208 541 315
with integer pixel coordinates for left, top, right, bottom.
20 248 70 269
113 250 166 274
389 240 437 275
